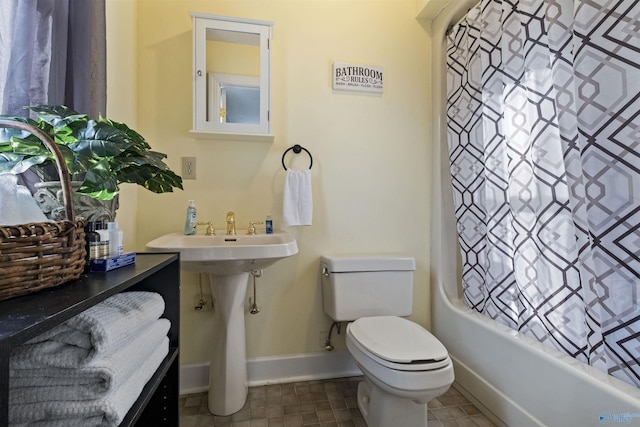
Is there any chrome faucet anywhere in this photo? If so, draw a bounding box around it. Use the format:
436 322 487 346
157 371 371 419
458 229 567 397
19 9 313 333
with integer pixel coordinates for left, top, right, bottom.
226 211 236 236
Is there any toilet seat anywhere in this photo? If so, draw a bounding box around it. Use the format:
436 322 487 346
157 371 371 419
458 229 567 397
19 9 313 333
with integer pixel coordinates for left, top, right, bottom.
348 316 450 371
346 317 455 397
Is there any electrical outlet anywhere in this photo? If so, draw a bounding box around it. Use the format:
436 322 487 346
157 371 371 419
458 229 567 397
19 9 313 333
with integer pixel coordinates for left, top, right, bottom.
182 156 196 179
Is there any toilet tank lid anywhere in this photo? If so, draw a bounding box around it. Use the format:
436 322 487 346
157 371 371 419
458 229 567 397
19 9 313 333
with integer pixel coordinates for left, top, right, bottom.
321 255 415 272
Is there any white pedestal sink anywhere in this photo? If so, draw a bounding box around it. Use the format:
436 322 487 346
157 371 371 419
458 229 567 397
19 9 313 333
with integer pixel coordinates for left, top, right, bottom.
145 230 298 415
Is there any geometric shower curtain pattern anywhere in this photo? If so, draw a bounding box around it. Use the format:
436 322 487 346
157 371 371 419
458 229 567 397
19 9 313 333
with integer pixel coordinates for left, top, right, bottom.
445 0 640 388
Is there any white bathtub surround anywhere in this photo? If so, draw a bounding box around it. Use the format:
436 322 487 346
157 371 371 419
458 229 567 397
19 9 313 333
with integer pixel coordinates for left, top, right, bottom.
433 282 640 427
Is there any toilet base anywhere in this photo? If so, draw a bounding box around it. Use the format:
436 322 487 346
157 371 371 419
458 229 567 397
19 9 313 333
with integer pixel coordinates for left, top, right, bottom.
356 377 431 427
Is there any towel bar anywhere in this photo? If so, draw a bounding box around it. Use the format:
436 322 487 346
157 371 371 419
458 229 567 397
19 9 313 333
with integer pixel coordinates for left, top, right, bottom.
282 144 313 170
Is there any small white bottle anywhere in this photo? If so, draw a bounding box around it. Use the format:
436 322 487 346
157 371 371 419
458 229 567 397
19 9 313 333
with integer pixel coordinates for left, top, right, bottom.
107 222 124 256
95 220 110 258
184 200 197 235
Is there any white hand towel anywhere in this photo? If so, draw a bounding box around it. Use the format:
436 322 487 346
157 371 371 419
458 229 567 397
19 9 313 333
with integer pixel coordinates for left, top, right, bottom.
10 292 165 369
282 169 312 226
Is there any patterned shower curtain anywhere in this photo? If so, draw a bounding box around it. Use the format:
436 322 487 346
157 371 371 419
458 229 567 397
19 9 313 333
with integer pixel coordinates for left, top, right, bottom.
445 0 640 388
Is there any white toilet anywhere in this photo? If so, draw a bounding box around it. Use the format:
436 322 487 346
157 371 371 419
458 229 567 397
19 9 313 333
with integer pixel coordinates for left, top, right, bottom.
321 255 454 427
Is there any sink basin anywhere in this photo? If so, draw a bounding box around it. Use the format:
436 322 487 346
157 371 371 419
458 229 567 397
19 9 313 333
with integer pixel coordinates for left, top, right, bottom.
145 229 298 416
145 230 298 275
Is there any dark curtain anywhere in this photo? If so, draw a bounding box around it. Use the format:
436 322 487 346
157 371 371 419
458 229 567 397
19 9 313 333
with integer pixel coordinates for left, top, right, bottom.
0 0 106 118
0 0 106 191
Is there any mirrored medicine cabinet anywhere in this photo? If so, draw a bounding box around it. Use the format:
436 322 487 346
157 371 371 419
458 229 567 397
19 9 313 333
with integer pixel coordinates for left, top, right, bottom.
190 12 274 141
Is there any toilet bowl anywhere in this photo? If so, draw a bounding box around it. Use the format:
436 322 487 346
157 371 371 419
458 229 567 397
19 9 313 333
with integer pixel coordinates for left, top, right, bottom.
321 255 455 427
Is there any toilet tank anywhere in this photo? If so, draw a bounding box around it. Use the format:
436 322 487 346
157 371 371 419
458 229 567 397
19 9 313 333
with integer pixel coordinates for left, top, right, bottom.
321 255 416 322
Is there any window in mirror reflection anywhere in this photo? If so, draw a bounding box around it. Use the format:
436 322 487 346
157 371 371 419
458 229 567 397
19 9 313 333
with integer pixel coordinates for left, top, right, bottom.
223 86 260 123
209 73 259 124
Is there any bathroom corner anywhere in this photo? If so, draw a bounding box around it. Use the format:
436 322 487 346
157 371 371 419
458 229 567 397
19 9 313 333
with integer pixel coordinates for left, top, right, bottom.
105 0 433 396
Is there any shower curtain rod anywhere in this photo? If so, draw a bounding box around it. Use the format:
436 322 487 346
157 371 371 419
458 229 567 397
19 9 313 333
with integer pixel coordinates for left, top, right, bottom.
445 1 479 36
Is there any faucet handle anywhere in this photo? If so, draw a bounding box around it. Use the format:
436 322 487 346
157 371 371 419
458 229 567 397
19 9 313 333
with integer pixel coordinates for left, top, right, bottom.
247 221 263 235
197 221 216 236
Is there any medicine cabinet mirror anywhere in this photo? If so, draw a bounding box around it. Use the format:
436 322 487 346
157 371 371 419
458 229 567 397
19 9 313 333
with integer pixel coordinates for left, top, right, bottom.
190 12 273 140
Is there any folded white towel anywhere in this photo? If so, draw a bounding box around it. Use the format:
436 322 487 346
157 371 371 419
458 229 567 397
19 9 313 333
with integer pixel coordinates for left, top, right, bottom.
10 318 170 403
282 169 313 226
0 174 47 225
10 292 165 369
9 336 169 426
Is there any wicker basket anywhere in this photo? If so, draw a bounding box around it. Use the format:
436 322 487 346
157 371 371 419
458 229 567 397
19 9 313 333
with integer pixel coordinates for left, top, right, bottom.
0 119 86 301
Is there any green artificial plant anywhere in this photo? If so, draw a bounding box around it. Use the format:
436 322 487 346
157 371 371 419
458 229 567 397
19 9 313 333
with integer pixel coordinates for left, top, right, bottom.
0 105 183 200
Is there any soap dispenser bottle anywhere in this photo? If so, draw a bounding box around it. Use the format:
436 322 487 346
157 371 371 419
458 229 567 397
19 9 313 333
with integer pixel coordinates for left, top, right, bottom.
184 200 197 235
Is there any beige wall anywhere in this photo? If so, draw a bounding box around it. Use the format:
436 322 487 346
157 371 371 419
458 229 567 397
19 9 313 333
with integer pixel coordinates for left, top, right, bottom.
107 0 434 366
105 0 138 251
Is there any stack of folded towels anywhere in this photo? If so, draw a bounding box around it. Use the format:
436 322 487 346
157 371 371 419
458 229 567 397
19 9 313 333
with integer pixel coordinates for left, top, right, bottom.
8 291 170 427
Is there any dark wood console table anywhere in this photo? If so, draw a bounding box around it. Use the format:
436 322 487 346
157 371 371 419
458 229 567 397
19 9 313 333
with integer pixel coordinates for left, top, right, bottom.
0 253 180 426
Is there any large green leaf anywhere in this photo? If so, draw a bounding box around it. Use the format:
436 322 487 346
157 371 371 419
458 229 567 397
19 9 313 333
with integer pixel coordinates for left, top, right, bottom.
143 169 183 193
98 116 151 151
0 153 48 174
0 117 40 141
77 158 119 200
26 105 88 132
69 135 131 158
117 164 183 192
0 134 54 156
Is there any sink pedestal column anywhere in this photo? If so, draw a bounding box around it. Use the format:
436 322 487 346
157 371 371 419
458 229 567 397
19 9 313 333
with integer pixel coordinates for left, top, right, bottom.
207 272 249 415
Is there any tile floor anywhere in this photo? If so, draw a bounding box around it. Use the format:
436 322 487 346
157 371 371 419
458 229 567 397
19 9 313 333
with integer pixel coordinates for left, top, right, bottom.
179 377 497 427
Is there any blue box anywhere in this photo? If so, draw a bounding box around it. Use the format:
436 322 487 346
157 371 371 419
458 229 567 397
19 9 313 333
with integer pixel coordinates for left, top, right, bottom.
89 252 136 272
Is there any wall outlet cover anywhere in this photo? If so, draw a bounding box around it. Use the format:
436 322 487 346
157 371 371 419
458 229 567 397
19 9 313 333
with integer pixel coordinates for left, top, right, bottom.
182 156 196 179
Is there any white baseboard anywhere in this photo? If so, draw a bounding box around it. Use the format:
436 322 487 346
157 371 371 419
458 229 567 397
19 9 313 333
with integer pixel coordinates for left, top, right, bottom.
180 362 210 395
180 350 361 395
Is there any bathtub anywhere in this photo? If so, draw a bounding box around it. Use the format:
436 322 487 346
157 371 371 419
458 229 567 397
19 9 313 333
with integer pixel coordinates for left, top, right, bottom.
427 1 640 425
432 281 640 426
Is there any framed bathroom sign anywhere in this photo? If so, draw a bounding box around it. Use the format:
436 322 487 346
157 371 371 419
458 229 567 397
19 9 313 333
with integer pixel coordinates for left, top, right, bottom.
332 62 383 93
